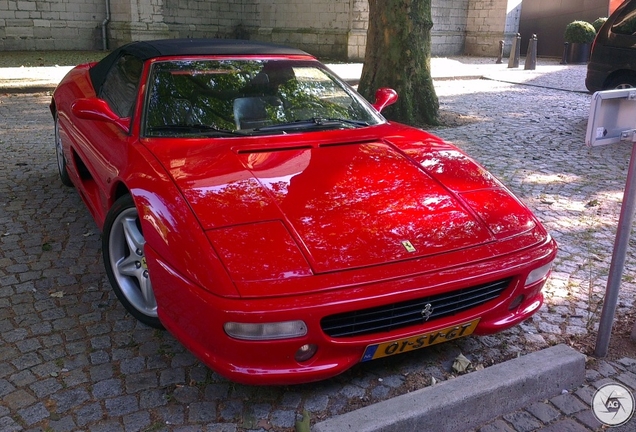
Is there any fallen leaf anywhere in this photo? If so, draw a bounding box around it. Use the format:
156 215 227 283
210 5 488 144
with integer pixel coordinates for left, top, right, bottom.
585 199 600 208
241 413 257 430
295 410 310 432
50 291 64 298
257 419 271 430
452 353 471 373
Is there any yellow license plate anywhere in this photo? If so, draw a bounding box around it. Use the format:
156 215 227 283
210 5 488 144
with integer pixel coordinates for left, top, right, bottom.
360 319 480 362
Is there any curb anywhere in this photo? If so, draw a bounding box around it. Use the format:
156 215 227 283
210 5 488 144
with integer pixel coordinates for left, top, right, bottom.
312 344 586 432
481 75 590 94
0 84 57 94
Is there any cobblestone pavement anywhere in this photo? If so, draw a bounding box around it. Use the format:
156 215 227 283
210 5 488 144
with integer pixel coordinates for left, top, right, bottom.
1 62 636 432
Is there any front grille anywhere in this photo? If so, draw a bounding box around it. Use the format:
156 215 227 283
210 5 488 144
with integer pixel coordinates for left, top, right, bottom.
321 278 511 338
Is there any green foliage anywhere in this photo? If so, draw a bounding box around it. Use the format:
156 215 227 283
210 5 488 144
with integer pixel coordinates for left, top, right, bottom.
591 17 607 33
564 20 596 44
295 410 311 432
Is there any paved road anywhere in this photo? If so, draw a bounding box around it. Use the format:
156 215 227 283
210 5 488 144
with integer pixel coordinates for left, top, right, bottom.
1 60 635 431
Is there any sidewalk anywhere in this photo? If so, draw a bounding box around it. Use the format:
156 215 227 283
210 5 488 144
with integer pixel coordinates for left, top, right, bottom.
333 56 590 93
0 56 589 93
0 65 72 92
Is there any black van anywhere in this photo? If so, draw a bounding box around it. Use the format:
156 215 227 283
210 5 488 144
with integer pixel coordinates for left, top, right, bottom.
586 0 636 92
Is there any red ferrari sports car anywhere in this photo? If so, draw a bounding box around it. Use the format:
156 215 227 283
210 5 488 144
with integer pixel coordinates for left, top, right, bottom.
51 38 557 385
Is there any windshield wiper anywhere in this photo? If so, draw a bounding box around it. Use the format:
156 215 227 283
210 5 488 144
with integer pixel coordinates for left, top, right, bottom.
315 118 369 127
147 124 241 137
253 117 368 133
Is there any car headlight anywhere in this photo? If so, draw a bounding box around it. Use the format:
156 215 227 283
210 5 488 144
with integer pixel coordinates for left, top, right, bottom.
525 262 553 287
224 320 308 340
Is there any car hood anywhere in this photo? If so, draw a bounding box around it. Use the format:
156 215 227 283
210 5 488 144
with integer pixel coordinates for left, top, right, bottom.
147 127 536 278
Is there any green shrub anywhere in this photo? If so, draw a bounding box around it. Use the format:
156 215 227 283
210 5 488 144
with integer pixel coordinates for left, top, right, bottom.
564 20 596 44
592 17 607 33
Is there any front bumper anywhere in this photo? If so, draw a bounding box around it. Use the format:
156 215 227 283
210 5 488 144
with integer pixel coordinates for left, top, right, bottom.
585 55 618 93
146 236 557 385
585 65 608 93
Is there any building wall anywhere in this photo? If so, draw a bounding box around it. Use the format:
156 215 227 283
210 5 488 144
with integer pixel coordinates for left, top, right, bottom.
432 0 470 56
162 0 239 39
519 0 608 57
240 0 359 60
0 0 515 59
465 0 510 56
108 0 169 48
0 0 106 50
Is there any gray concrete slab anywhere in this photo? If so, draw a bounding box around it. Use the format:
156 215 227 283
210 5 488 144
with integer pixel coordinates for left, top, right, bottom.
313 344 586 432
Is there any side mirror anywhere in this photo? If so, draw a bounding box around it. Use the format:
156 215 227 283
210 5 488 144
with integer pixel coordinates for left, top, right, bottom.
71 98 130 133
372 88 398 113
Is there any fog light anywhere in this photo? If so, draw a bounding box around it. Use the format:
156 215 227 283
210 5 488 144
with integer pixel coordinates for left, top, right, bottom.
295 344 318 362
508 295 524 310
525 262 553 287
224 320 307 341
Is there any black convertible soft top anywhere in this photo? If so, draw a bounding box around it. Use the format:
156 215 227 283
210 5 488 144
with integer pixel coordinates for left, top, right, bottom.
89 38 312 95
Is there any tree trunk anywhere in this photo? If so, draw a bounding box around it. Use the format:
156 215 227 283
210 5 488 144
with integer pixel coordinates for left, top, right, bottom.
358 0 439 126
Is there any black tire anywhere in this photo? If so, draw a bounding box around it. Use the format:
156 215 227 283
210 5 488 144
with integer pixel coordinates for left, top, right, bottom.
607 73 636 90
54 114 74 187
103 195 163 329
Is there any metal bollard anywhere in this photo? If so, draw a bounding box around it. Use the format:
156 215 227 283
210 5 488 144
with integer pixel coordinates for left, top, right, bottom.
560 42 569 64
524 34 537 70
508 33 521 68
496 40 504 64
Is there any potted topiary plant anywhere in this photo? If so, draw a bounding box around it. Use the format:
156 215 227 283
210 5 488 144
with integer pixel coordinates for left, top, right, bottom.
564 20 597 63
592 17 607 33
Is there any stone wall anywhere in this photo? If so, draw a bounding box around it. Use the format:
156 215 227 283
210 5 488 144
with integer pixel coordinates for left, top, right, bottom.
431 0 470 56
162 0 240 40
0 0 516 59
465 0 510 57
0 0 106 50
219 0 486 59
239 0 360 60
108 0 169 48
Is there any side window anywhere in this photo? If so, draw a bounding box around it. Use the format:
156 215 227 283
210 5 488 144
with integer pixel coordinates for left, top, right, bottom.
100 54 143 118
612 3 636 35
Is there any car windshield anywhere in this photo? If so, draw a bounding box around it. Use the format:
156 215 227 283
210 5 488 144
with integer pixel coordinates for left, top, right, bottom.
143 59 384 137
